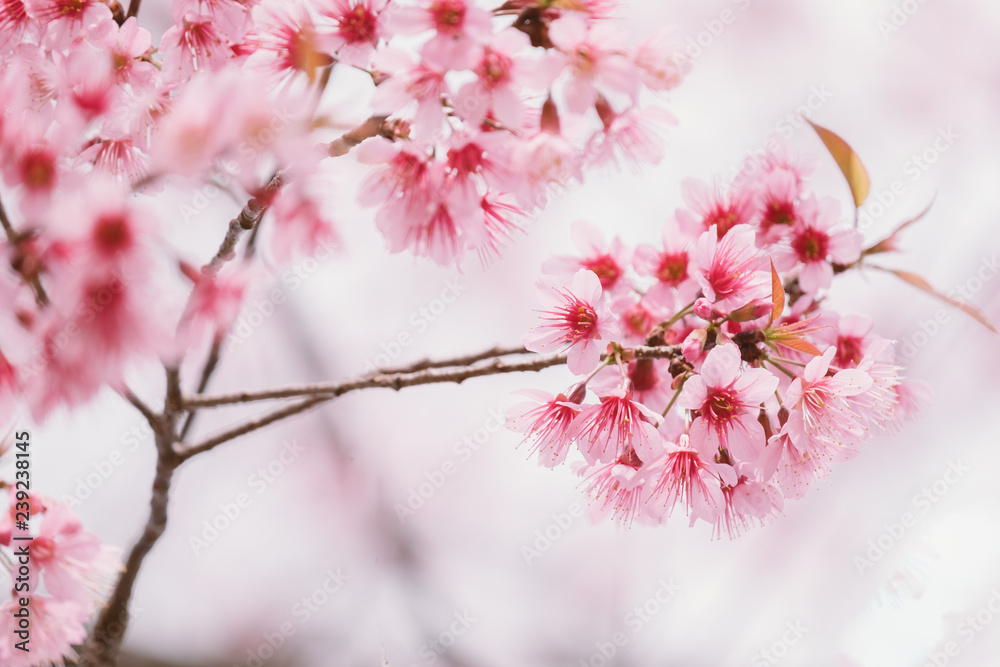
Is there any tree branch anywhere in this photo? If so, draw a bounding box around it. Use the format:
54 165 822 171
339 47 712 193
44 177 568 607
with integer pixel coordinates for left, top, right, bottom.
174 345 680 459
203 173 282 276
0 195 49 306
327 116 392 157
125 0 142 19
80 370 182 666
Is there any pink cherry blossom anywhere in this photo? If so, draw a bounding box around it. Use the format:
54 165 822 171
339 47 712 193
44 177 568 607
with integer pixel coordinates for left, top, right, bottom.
633 217 698 307
778 196 861 293
523 268 619 374
542 221 630 294
454 28 531 129
643 435 737 525
392 0 492 70
581 447 650 525
318 0 389 67
505 385 586 467
547 14 638 114
679 343 778 462
676 177 756 238
783 346 874 450
567 380 663 464
0 597 90 666
31 502 121 604
691 223 770 316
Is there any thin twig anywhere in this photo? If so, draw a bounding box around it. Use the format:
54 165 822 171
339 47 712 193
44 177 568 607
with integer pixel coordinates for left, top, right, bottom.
176 396 327 461
121 388 158 424
328 115 392 157
184 345 679 409
375 345 529 375
0 195 49 305
126 0 142 19
204 173 282 276
177 340 223 441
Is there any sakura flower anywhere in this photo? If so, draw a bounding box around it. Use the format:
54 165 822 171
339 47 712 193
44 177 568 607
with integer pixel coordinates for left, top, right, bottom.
160 13 234 81
547 14 638 114
27 0 112 50
247 0 331 85
631 29 689 92
778 196 861 293
88 16 157 90
318 0 389 67
177 264 250 348
633 217 698 306
453 28 531 128
76 135 150 185
542 221 630 294
754 169 802 241
678 343 778 462
581 447 650 525
370 48 448 139
587 105 674 171
783 346 874 450
758 420 835 499
676 177 755 238
0 0 34 52
474 194 525 266
509 128 583 209
713 470 783 539
567 380 663 464
172 0 251 41
643 434 737 525
31 502 121 604
690 223 770 316
391 0 492 70
505 384 586 467
0 597 89 666
523 268 619 374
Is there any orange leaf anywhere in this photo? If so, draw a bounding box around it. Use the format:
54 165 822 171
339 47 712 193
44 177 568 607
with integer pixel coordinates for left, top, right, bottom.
769 260 785 326
776 337 823 357
882 268 999 335
807 120 871 209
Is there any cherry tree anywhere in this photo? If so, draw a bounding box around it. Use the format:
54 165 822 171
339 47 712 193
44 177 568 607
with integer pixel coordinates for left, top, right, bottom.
0 0 987 664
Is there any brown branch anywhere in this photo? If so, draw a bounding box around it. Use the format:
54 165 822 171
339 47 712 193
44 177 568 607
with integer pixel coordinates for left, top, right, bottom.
184 345 679 409
376 345 529 374
121 388 158 424
177 340 223 441
176 396 327 461
0 195 49 306
80 370 182 666
175 345 680 460
203 173 282 276
328 115 392 157
125 0 141 19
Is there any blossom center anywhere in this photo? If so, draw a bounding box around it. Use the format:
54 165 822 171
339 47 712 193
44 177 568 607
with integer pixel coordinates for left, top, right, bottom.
583 254 620 289
792 227 829 261
656 252 688 286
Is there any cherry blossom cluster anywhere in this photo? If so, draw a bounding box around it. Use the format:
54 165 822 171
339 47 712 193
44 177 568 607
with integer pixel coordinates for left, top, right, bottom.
0 0 687 420
0 458 120 665
508 141 929 537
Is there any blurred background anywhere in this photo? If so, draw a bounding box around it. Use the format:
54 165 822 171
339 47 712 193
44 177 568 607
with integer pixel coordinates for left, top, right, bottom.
29 0 1000 664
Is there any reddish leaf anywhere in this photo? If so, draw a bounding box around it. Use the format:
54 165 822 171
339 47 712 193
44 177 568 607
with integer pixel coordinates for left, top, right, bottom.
776 337 823 357
882 268 999 335
769 260 785 326
807 120 871 209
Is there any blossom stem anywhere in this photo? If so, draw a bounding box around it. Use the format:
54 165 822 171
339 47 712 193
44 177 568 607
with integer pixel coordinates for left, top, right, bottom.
662 300 695 330
661 375 687 417
765 358 797 379
126 0 142 19
327 115 392 157
182 345 681 410
0 195 49 306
